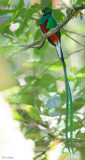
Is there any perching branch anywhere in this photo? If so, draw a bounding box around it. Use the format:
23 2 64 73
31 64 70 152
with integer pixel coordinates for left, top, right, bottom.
0 4 85 51
4 33 25 47
32 39 46 49
24 4 85 50
1 34 45 50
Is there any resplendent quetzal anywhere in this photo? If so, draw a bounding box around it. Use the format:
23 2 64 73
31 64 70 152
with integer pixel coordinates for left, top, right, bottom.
39 8 73 154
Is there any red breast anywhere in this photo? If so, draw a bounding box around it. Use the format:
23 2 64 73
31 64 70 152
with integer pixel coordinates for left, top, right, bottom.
40 19 59 44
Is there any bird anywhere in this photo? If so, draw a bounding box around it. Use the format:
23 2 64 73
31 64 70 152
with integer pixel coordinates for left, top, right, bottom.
39 7 73 154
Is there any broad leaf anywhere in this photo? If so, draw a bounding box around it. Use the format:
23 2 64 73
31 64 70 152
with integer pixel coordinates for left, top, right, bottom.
25 105 41 121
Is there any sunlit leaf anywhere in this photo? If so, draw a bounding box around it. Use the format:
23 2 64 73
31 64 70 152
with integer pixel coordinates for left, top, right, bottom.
76 0 85 5
45 62 63 71
25 105 41 121
12 110 22 121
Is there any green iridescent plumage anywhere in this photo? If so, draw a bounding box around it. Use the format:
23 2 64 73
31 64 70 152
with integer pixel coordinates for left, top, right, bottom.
39 8 61 41
39 8 73 154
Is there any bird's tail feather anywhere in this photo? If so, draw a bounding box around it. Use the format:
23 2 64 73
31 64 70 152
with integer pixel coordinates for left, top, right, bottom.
56 41 62 59
62 59 73 155
56 41 73 154
62 59 70 152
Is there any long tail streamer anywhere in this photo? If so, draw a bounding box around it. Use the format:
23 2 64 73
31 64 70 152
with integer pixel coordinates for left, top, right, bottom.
56 43 73 154
62 59 73 154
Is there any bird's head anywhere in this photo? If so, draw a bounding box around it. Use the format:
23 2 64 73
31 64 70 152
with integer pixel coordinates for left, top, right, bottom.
42 7 52 16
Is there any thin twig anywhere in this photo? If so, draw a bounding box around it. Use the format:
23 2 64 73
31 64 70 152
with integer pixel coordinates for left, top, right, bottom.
34 138 85 158
63 32 85 48
0 44 20 48
29 16 40 21
62 28 85 37
13 48 84 65
1 34 45 50
1 4 85 51
73 144 85 151
21 48 85 87
21 120 85 143
34 151 46 159
4 33 26 47
23 4 85 50
0 40 45 50
32 39 46 49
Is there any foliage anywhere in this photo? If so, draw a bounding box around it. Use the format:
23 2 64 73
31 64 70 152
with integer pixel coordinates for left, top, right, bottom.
0 0 85 160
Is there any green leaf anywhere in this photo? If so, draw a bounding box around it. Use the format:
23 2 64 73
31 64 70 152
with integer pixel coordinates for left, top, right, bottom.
12 0 21 6
72 66 77 74
13 110 22 121
1 86 20 99
15 0 24 7
28 130 40 139
78 66 85 74
76 0 84 5
22 4 40 18
0 9 21 32
46 62 63 71
25 105 41 121
46 95 61 108
53 9 66 23
0 9 13 16
24 76 36 83
37 73 57 92
76 73 85 79
81 151 85 160
73 96 85 112
34 29 42 40
0 0 8 6
31 4 40 13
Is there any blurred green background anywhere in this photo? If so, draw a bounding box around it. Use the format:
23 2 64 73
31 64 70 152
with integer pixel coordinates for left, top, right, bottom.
0 0 85 160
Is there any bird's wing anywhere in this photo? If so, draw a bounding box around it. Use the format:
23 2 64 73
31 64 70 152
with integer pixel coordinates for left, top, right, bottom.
46 17 57 29
46 17 61 40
